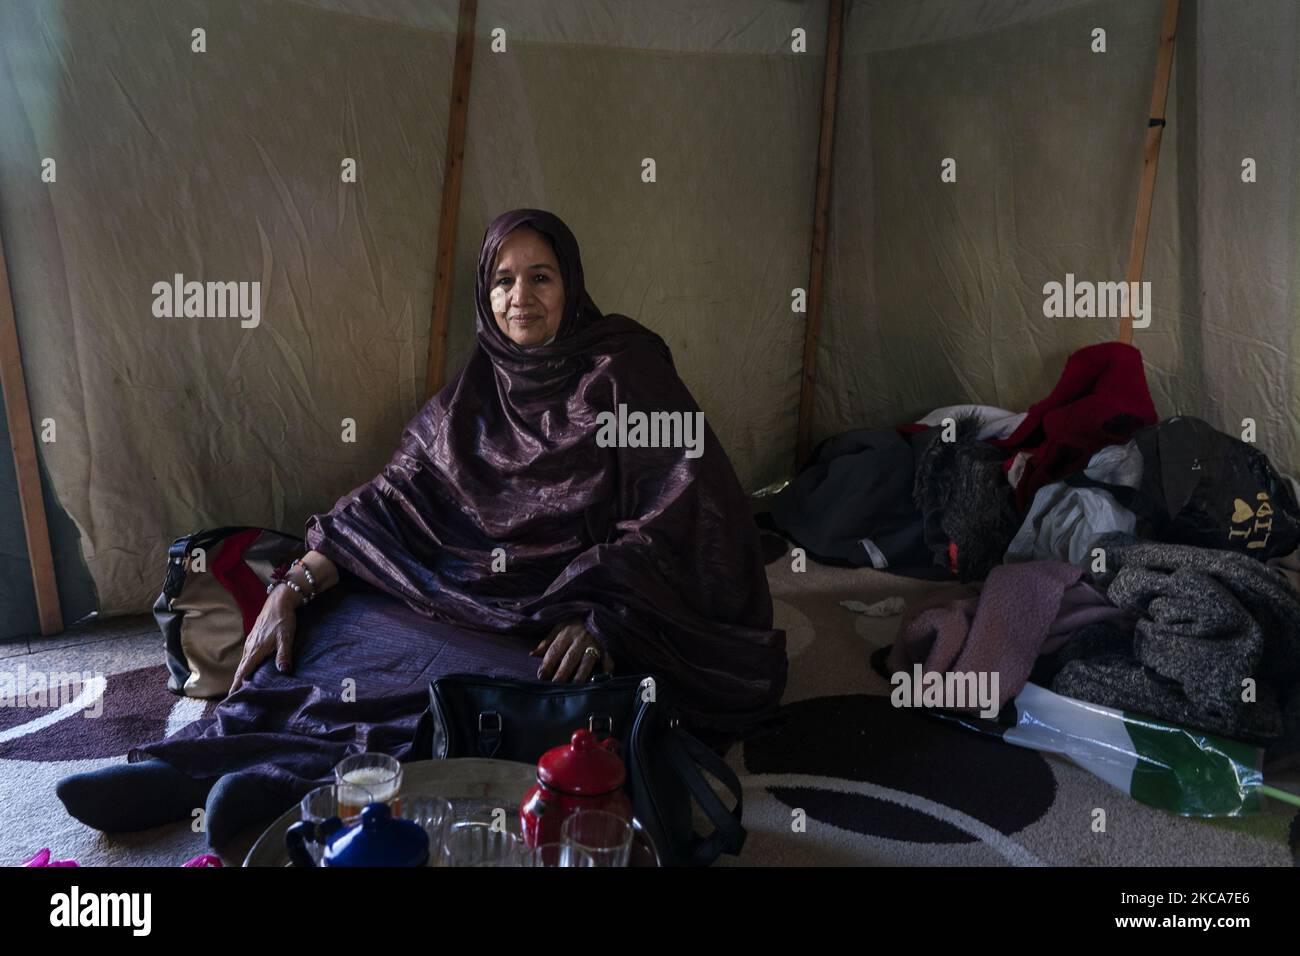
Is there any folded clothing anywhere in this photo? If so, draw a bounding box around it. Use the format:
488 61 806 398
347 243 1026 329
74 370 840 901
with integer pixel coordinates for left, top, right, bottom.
770 427 931 570
1052 533 1300 741
1005 440 1142 565
888 560 1132 711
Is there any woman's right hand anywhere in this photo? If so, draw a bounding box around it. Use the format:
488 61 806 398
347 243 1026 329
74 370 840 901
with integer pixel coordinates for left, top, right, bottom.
229 586 300 695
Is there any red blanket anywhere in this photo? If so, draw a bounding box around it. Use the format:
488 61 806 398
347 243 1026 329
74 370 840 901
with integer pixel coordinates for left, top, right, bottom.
990 342 1157 510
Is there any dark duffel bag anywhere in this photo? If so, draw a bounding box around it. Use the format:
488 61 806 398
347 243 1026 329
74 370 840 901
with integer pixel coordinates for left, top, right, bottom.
1067 416 1300 560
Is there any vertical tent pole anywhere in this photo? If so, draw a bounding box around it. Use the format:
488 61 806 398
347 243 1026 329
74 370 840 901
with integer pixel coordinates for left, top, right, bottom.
795 0 845 471
1118 0 1180 345
424 0 478 402
0 212 63 635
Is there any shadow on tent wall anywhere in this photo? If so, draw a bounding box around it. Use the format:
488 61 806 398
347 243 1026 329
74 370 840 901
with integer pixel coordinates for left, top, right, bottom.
0 393 96 642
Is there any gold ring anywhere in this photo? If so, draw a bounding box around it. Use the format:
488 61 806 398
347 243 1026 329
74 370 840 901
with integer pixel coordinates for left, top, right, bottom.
583 646 601 659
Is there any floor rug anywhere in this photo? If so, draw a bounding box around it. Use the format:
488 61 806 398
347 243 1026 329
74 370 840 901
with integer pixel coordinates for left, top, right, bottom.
3 552 1298 867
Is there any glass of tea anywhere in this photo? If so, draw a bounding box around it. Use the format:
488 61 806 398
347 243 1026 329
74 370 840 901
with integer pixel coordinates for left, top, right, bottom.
334 753 402 819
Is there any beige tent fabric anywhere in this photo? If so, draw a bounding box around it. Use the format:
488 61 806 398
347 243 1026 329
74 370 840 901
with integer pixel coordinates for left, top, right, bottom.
0 0 822 616
816 0 1300 483
1 0 1296 621
1191 0 1300 485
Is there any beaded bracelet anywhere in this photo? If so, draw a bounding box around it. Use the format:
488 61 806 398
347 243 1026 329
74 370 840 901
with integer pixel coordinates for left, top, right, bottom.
266 559 317 605
266 578 312 604
291 558 318 593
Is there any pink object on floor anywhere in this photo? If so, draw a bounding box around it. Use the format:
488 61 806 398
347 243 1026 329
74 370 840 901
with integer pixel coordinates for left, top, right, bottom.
23 848 79 867
889 561 1133 711
182 853 223 867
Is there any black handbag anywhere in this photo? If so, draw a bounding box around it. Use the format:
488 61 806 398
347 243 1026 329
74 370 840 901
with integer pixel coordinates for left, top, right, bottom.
1066 416 1300 559
414 672 747 867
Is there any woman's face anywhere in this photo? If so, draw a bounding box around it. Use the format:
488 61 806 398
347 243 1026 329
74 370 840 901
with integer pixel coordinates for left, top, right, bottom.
489 227 565 348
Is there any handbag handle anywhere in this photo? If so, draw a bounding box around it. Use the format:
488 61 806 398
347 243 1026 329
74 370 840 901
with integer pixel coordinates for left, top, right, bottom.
663 728 747 864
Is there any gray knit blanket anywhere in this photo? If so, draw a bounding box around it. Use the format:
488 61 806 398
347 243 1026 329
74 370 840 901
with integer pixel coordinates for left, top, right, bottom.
1053 533 1300 741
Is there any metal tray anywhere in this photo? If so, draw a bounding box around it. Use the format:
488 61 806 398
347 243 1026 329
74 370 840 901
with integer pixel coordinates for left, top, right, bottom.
244 757 659 867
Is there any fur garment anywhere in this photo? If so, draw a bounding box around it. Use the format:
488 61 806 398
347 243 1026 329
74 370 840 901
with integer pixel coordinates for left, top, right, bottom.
913 413 1022 581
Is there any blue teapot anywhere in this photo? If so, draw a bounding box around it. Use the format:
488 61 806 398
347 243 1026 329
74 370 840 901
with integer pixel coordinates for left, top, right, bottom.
286 803 429 867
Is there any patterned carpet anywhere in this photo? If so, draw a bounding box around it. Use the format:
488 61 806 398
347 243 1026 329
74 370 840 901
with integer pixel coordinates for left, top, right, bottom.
721 534 1300 866
0 617 220 867
3 544 1298 867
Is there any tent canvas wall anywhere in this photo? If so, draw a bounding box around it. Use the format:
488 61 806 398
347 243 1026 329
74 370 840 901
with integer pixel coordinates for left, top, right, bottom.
818 0 1299 475
0 0 1297 639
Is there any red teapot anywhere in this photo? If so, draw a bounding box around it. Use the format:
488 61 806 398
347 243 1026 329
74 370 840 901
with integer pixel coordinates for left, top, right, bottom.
520 729 633 847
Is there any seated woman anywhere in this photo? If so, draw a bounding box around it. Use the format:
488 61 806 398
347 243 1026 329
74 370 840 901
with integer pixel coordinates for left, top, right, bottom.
56 208 787 852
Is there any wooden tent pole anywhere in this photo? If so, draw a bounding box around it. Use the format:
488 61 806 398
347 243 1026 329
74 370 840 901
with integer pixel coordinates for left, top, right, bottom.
423 0 478 402
0 214 63 635
1118 0 1180 345
794 0 845 470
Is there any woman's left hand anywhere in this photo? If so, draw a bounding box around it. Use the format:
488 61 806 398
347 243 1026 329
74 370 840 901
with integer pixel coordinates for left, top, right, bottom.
531 621 615 682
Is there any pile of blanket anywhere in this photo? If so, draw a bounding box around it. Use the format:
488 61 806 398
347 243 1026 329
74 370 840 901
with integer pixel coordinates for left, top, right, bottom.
1051 533 1300 742
769 341 1300 760
772 342 1161 581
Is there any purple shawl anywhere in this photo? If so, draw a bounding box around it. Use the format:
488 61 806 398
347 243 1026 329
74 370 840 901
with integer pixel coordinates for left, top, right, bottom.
304 209 787 733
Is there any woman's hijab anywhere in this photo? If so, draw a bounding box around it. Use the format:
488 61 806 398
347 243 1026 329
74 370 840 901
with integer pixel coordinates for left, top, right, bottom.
306 208 786 735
